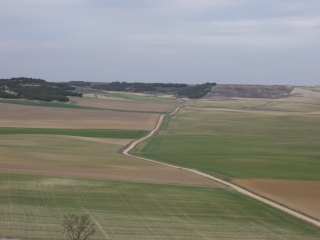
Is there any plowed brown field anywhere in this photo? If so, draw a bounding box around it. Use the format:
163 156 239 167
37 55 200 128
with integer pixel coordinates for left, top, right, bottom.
233 179 320 220
0 103 159 129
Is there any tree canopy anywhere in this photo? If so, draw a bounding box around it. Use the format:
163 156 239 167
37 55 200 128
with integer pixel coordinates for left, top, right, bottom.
0 77 82 102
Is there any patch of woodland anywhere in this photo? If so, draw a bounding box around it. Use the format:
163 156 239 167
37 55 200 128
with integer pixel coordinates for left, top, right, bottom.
92 82 188 94
177 82 217 99
0 77 82 102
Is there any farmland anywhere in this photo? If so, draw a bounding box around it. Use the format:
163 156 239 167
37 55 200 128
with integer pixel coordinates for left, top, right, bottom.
1 173 320 240
0 135 220 186
0 127 147 139
0 102 160 130
1 87 320 239
136 87 320 220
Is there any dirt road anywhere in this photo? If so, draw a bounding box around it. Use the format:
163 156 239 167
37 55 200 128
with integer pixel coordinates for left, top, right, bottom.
122 106 320 228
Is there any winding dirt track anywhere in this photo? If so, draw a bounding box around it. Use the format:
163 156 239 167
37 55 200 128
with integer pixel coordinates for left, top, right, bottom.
122 106 320 228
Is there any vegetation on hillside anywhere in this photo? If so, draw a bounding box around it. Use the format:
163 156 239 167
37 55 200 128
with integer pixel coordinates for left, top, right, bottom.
0 77 82 102
67 81 92 87
0 78 217 101
92 81 187 93
177 82 217 99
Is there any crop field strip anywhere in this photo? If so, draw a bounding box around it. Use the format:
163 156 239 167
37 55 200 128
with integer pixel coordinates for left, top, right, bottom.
74 95 178 113
0 99 170 114
1 173 320 240
0 127 148 139
0 102 160 130
103 92 183 103
0 134 221 186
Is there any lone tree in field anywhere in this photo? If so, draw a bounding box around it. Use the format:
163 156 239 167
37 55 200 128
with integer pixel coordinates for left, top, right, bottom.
61 213 95 240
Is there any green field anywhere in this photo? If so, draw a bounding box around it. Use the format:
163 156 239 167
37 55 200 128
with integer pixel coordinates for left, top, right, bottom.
0 99 99 109
0 127 148 139
136 135 320 180
104 92 182 103
1 173 320 240
0 134 126 164
136 103 320 180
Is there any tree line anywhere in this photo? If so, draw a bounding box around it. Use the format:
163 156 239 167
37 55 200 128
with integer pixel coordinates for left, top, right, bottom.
0 77 82 102
92 81 188 92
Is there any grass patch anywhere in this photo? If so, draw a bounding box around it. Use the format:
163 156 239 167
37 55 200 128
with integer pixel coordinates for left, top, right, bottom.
136 135 320 180
1 173 319 240
103 108 170 114
104 92 182 103
0 99 98 109
0 135 139 167
0 127 148 139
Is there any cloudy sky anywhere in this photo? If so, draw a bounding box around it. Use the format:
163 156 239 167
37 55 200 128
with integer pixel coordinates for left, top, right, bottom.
1 0 320 85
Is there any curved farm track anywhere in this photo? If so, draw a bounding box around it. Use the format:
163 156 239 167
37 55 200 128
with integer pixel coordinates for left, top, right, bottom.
122 106 320 228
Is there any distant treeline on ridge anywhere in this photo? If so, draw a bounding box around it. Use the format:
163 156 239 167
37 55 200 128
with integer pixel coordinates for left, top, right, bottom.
93 81 216 99
92 82 188 92
0 77 82 102
0 78 217 101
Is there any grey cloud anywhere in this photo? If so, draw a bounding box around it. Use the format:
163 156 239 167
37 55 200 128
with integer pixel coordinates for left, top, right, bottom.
0 0 320 85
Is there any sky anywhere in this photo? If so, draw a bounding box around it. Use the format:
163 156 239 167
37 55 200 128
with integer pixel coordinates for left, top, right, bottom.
1 0 320 85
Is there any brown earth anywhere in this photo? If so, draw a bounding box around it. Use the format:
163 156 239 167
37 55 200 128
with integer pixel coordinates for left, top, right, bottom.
233 179 320 220
0 103 159 130
72 95 173 112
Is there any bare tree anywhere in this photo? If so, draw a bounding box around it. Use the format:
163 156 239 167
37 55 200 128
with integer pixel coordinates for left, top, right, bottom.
61 213 95 240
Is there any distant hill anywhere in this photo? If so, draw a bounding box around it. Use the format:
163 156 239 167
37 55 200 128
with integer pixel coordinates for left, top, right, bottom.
206 84 294 99
0 77 82 102
92 81 217 99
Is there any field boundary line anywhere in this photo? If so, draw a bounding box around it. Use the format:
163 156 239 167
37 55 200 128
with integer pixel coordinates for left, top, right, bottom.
121 106 320 228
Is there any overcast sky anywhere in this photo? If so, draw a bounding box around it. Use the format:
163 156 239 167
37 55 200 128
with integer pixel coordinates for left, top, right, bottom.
1 0 320 85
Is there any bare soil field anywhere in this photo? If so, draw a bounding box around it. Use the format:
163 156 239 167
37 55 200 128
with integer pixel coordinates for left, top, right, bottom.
233 179 320 220
0 103 159 130
72 95 173 112
0 135 222 187
206 84 294 99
